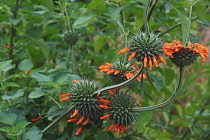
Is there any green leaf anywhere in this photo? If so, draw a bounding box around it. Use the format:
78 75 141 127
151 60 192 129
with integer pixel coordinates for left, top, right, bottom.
46 107 68 120
2 89 24 100
22 126 43 140
136 111 152 132
150 74 163 91
0 126 13 133
9 17 21 25
88 0 107 13
94 35 108 53
56 73 71 85
18 59 34 72
67 74 81 82
108 5 122 21
31 72 51 82
6 82 20 88
39 81 55 87
13 121 31 136
73 11 95 29
96 130 109 140
28 89 47 98
0 60 13 73
0 111 17 126
194 0 205 20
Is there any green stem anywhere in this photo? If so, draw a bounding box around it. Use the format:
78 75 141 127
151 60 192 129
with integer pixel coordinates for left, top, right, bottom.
132 66 184 112
183 4 193 46
41 107 74 134
203 131 210 140
143 0 152 36
159 17 198 37
71 45 75 73
93 65 143 95
48 96 62 108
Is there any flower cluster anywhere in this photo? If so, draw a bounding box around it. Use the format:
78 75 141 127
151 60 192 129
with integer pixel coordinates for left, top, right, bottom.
60 80 104 135
163 40 209 67
99 61 147 84
98 92 141 135
118 32 166 70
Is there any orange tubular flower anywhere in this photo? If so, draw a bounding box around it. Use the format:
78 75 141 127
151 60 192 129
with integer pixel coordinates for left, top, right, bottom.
118 32 166 70
98 92 141 135
99 61 147 84
30 113 41 122
75 127 83 136
60 97 71 102
163 40 209 67
70 110 79 118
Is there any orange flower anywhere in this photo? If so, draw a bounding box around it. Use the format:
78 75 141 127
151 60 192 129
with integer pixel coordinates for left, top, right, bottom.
4 45 10 48
163 40 209 66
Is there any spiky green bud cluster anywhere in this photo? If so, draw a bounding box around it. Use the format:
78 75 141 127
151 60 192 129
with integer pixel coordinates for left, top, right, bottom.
129 32 163 62
108 93 139 127
171 48 198 67
109 61 135 84
70 80 103 124
64 30 78 45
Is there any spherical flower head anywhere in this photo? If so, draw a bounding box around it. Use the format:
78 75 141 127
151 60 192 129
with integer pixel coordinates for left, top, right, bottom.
163 40 209 67
99 92 141 135
99 61 147 84
118 32 166 70
60 80 104 135
63 29 78 45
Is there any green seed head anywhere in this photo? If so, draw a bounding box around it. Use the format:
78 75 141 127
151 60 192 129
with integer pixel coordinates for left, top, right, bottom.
64 29 78 45
129 32 163 62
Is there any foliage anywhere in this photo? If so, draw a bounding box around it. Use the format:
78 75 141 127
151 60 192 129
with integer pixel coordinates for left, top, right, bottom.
0 0 210 140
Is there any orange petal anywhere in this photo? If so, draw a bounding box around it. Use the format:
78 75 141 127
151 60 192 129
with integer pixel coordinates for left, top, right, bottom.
99 99 111 105
107 123 114 131
70 110 79 118
60 93 72 99
128 52 137 61
76 116 85 125
118 47 130 55
158 55 166 65
152 56 158 67
143 56 148 67
30 113 41 122
83 118 90 125
106 69 115 74
108 90 114 96
60 97 71 102
149 58 152 70
99 105 110 110
100 114 111 120
113 70 120 75
75 127 83 135
67 119 79 123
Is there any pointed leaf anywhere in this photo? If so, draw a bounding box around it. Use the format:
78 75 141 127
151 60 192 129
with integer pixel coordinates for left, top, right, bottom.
28 89 47 98
0 111 17 126
2 89 24 100
18 59 33 72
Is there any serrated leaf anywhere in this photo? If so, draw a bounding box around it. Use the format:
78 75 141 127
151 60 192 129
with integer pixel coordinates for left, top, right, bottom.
136 111 152 132
31 72 51 82
0 60 12 73
73 11 95 29
22 126 43 140
28 89 46 98
108 5 122 21
56 73 71 85
0 126 13 133
13 121 31 136
39 81 55 87
2 89 24 100
96 131 109 140
18 59 33 72
0 111 17 126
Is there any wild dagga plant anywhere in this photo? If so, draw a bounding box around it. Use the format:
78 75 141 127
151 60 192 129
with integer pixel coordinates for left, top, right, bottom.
39 0 209 138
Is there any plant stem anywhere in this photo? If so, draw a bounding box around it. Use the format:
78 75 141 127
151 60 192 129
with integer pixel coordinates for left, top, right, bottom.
41 107 73 134
93 65 143 95
71 45 75 73
48 96 62 108
159 17 198 37
143 0 152 36
132 66 184 112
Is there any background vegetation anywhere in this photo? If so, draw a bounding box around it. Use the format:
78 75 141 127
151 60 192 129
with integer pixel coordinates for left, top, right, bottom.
0 0 210 140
